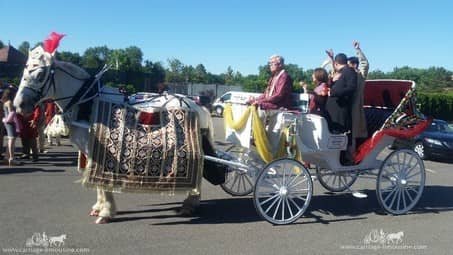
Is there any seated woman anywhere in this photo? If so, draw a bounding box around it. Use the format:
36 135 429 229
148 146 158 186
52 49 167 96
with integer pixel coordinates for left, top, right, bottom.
308 68 329 117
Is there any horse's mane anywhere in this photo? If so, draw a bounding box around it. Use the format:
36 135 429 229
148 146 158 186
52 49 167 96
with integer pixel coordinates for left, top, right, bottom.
55 60 91 80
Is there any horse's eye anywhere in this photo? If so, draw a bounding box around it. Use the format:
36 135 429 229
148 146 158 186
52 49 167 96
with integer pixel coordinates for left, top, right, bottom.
37 71 45 82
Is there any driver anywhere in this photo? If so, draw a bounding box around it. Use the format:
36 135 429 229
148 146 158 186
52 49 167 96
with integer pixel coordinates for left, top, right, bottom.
248 55 293 110
247 55 294 154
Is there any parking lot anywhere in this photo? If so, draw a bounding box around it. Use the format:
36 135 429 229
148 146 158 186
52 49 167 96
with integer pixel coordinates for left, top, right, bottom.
0 117 452 254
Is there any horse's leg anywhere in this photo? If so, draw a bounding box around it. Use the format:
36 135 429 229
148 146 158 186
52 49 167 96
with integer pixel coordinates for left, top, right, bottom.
179 188 201 216
89 188 104 217
96 191 116 224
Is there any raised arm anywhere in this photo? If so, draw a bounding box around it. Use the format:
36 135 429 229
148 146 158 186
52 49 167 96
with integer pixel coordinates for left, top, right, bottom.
353 41 369 78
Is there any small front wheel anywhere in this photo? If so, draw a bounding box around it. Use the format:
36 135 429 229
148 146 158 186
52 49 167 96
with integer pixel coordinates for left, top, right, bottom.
316 167 358 192
220 146 264 196
254 158 313 225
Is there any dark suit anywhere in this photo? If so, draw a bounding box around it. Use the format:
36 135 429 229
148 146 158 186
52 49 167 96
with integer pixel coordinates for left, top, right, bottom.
326 66 357 133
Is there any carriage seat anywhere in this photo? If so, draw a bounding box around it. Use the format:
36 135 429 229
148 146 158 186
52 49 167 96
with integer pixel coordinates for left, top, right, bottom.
298 114 348 151
363 106 393 138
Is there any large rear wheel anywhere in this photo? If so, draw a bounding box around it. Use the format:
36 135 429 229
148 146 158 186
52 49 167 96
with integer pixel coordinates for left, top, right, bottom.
254 158 313 225
376 149 425 215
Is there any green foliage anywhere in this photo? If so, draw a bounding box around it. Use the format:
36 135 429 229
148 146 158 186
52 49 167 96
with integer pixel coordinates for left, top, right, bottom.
18 41 30 56
0 40 4 49
56 51 82 66
417 92 453 121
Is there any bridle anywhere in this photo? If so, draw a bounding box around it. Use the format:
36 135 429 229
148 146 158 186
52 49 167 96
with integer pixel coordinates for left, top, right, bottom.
22 62 109 113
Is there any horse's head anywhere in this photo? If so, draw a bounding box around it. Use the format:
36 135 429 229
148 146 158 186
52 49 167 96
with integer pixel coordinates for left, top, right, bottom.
14 46 54 114
14 32 65 114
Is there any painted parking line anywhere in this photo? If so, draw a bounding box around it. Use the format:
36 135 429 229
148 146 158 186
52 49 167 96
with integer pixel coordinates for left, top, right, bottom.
425 168 437 174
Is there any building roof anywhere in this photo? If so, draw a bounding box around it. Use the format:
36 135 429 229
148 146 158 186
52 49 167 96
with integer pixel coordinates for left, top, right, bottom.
0 46 27 64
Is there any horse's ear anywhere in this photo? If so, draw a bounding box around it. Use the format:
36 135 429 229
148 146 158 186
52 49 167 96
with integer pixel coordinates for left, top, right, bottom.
43 32 65 55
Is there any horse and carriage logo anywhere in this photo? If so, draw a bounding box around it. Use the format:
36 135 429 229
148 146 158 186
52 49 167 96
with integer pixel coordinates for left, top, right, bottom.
363 229 404 245
25 232 67 247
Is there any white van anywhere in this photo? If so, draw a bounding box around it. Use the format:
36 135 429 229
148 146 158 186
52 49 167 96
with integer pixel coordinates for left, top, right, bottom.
212 91 261 116
212 91 310 116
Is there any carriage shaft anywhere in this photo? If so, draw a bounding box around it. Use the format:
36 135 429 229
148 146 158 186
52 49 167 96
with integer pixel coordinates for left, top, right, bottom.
203 155 249 172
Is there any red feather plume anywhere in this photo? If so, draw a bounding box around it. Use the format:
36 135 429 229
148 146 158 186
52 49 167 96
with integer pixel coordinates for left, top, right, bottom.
43 32 66 53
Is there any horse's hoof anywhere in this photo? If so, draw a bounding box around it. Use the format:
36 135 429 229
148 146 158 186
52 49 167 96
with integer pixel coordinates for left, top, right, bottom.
89 209 100 217
95 217 111 224
178 207 195 217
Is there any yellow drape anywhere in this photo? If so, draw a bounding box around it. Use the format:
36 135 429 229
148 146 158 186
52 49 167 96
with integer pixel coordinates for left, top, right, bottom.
224 104 302 164
223 104 252 131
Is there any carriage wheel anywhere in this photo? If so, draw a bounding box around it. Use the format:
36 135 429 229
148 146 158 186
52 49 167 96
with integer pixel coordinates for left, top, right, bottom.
220 145 264 196
376 149 425 215
316 167 358 192
254 158 313 225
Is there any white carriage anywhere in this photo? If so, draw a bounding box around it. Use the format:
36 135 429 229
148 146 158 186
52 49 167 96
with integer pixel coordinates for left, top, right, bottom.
210 79 430 224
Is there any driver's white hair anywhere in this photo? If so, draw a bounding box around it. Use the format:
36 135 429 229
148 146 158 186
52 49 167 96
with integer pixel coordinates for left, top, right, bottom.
269 55 284 65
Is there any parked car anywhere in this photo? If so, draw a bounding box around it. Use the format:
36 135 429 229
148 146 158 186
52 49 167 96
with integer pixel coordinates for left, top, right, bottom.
212 91 261 117
188 95 212 111
391 119 453 160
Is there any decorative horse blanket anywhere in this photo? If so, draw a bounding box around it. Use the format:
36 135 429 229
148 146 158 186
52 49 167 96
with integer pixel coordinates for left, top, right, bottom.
83 100 203 193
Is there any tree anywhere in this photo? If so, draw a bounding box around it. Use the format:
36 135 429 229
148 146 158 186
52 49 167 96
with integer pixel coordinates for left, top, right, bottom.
223 66 235 85
56 51 82 66
166 58 185 83
18 41 30 56
194 64 208 83
0 40 4 49
144 60 166 83
82 46 110 70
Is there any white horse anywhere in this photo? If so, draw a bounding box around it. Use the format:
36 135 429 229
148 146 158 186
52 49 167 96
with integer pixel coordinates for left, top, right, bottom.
14 44 214 224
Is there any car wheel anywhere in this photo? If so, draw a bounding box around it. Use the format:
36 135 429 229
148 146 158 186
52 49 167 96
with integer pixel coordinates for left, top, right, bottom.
215 106 224 117
413 141 426 160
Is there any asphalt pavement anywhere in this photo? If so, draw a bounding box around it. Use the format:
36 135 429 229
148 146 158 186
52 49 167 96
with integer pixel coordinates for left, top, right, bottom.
0 118 452 255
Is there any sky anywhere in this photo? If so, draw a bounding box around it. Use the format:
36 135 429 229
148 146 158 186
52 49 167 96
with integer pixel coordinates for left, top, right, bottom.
2 0 452 75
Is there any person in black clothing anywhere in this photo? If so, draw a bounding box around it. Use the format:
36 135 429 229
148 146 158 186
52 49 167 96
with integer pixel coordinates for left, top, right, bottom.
326 53 358 165
326 53 357 134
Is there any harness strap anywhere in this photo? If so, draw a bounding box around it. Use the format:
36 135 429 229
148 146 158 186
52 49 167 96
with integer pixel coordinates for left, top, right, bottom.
63 76 96 112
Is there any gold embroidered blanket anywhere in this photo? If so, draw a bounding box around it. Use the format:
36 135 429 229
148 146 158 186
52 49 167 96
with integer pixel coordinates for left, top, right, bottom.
83 100 203 193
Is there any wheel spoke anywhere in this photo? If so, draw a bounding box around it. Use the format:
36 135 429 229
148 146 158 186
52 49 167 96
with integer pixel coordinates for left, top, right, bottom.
230 173 240 190
401 188 407 209
405 164 419 179
240 176 247 193
406 171 421 180
290 177 308 189
380 184 397 193
383 185 398 204
287 170 303 187
244 174 254 187
272 197 282 219
281 197 285 221
403 188 414 203
261 193 279 207
285 197 294 218
396 188 402 211
282 162 287 186
388 187 400 210
288 196 302 211
403 156 415 175
405 185 420 193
